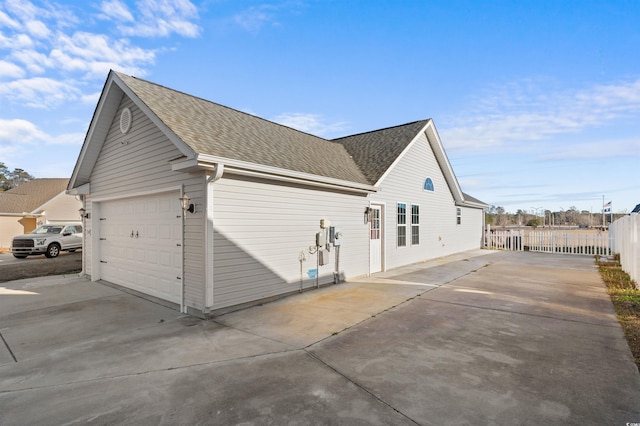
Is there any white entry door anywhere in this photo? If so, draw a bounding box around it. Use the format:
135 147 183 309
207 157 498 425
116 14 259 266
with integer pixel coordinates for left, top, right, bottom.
369 205 382 273
98 192 182 304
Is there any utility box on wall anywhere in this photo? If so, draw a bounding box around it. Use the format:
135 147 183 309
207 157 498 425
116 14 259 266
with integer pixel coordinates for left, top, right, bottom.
318 249 330 266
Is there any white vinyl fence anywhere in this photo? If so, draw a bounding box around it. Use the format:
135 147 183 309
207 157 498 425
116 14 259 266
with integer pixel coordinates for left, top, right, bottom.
609 214 640 286
485 228 611 255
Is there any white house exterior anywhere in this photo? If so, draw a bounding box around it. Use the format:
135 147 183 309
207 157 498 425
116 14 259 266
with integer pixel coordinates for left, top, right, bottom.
68 71 487 317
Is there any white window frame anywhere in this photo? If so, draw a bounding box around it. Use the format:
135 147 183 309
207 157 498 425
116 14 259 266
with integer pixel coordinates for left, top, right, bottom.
411 204 420 245
456 207 462 225
397 202 407 247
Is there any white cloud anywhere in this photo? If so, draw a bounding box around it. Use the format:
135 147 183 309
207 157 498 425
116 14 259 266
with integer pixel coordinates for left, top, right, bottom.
0 8 20 28
441 77 640 154
0 118 83 174
48 31 156 78
272 113 349 137
0 77 80 108
99 0 201 37
10 49 51 73
25 19 51 39
233 5 277 32
48 131 85 145
0 60 25 79
0 118 48 143
538 137 640 160
99 0 134 22
0 32 34 49
81 90 102 105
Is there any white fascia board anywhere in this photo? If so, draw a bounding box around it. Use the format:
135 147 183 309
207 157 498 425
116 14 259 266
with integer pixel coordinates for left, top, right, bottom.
174 154 378 194
69 76 121 190
456 200 490 209
66 183 90 196
424 121 465 203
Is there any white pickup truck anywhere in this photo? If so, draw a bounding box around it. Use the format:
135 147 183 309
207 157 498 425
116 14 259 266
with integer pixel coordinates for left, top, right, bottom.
11 223 83 259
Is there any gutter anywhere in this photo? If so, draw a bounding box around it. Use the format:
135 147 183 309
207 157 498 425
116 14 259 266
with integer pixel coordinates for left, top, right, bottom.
172 154 378 195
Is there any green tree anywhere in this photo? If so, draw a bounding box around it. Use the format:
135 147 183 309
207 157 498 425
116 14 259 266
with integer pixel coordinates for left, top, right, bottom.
0 163 35 191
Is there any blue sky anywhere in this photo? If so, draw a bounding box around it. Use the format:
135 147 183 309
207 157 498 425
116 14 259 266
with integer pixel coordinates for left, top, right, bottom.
1 0 639 214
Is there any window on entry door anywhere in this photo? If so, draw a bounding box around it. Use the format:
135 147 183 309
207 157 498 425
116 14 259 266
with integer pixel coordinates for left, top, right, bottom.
370 207 380 240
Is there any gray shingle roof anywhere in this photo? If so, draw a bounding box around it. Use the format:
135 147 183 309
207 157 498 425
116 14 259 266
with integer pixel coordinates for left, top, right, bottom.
461 192 489 207
115 72 370 185
333 120 431 184
0 178 69 213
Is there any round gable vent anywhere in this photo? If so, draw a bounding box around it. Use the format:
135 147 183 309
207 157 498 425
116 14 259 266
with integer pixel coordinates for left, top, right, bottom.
120 107 132 134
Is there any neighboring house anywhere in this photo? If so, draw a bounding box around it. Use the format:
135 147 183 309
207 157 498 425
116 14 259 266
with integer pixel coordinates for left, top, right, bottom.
68 71 488 317
0 178 82 250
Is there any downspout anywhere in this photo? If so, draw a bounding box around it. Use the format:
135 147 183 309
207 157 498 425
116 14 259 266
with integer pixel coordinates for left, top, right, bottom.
79 195 86 277
204 164 224 313
181 186 187 314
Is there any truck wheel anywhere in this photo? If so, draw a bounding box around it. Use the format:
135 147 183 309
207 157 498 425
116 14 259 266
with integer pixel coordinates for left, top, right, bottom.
13 254 27 259
45 243 61 258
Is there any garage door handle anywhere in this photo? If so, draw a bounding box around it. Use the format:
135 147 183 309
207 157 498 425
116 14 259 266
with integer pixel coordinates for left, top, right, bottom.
100 238 106 241
177 276 181 280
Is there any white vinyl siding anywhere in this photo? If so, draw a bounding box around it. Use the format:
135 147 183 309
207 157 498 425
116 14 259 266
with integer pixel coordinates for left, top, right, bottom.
89 96 207 311
212 176 369 310
370 131 484 270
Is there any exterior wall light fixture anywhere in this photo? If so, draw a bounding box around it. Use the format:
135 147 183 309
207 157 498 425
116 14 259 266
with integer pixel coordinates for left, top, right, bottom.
180 194 195 214
364 206 371 224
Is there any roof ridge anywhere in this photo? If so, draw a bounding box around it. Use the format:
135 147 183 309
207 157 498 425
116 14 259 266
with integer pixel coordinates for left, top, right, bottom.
332 119 431 141
114 70 331 142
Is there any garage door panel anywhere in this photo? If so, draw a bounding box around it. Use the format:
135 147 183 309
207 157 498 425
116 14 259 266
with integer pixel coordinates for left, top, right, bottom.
98 192 182 304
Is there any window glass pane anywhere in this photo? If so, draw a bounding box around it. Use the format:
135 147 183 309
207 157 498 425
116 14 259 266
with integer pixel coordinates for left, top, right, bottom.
411 205 419 224
397 226 406 247
412 225 419 245
424 178 434 191
370 208 380 240
397 203 406 224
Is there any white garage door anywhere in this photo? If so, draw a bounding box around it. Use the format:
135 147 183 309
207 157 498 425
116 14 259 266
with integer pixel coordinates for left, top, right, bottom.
98 192 182 304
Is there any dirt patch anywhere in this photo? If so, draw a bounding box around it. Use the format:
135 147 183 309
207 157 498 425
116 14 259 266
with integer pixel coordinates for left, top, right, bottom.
0 252 82 283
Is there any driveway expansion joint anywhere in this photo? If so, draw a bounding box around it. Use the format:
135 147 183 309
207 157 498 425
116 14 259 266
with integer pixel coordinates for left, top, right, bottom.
0 331 16 363
304 350 422 426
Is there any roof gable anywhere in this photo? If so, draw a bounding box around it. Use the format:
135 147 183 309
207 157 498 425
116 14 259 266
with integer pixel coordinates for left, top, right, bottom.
0 178 70 214
69 70 485 206
333 120 431 185
116 72 369 185
334 119 488 208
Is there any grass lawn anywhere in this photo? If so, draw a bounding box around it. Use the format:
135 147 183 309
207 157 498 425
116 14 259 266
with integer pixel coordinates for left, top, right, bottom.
597 255 640 372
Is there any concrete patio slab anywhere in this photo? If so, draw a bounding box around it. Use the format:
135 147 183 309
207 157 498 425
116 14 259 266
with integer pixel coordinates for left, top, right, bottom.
1 250 638 425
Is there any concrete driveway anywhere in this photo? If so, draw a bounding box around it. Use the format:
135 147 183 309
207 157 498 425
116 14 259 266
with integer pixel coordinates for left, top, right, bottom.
1 250 639 425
